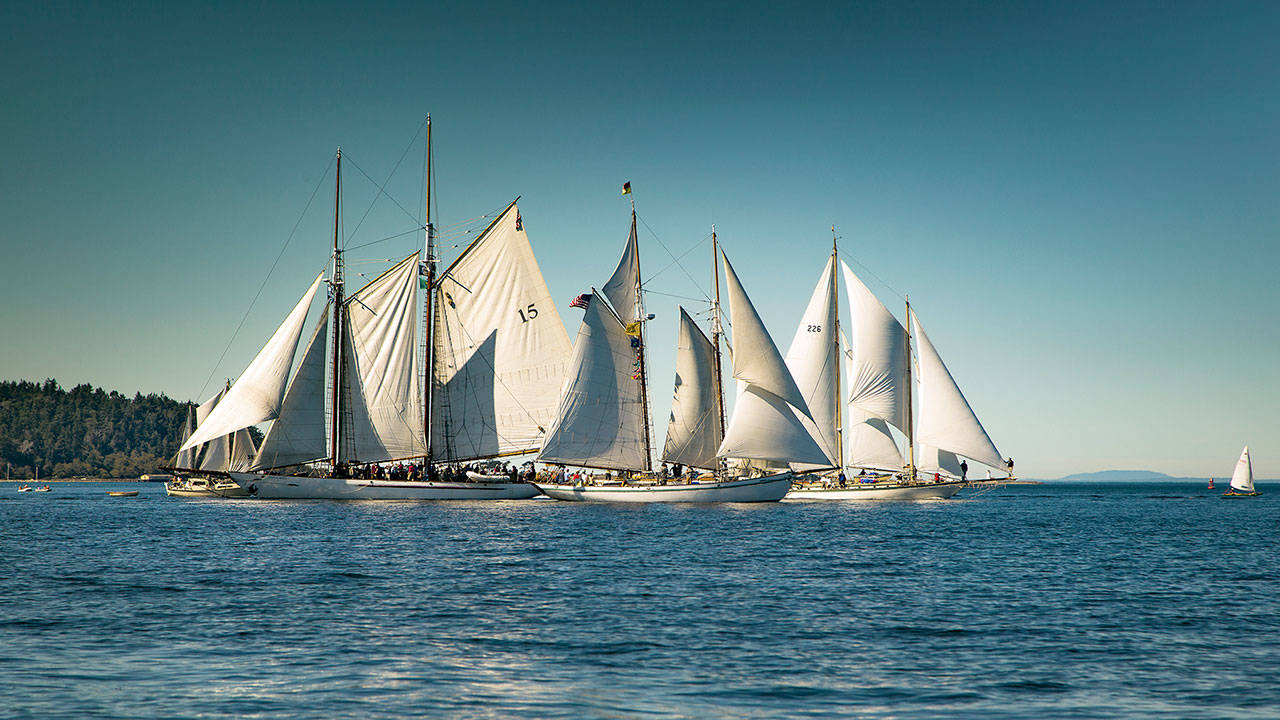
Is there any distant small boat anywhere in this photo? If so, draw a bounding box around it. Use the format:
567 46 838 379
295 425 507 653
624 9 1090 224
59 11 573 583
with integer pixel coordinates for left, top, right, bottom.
106 490 139 497
32 485 51 492
16 485 31 492
1207 477 1215 490
1222 446 1260 498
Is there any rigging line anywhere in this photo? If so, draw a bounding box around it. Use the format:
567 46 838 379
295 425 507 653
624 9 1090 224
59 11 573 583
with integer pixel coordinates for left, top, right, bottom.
635 213 711 300
343 153 424 245
843 248 907 304
196 156 335 401
645 231 714 295
643 288 711 303
344 227 424 253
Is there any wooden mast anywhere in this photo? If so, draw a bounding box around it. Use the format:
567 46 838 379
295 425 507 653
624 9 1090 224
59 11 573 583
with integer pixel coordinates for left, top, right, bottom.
422 114 437 463
710 226 726 448
328 148 344 467
631 197 654 473
831 226 843 470
904 295 915 482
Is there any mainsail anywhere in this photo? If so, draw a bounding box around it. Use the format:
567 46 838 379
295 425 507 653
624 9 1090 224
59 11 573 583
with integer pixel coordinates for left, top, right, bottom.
1230 446 1254 493
661 307 723 470
431 203 573 461
785 257 840 467
182 273 325 451
841 261 910 434
910 310 1004 469
341 254 427 463
539 293 649 470
250 310 329 470
716 252 828 466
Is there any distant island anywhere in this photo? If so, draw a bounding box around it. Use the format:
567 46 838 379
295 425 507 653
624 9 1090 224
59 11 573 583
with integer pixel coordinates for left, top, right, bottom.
0 379 188 480
1053 470 1175 482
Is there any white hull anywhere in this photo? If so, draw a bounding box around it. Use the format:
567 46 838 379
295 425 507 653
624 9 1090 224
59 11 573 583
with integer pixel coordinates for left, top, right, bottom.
229 472 540 500
533 472 793 503
787 480 965 501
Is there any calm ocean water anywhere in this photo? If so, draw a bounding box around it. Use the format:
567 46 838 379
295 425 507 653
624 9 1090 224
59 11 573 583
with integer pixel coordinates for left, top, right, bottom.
2 481 1277 719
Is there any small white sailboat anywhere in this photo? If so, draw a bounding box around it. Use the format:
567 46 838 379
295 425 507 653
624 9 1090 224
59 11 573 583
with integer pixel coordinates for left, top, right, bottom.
1222 446 1260 497
533 209 809 503
181 118 564 499
786 236 1006 500
166 393 255 497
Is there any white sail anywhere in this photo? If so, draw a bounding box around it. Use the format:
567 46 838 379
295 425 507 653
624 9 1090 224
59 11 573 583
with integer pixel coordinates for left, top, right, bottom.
174 407 196 468
718 381 831 466
228 428 256 471
785 257 840 467
841 261 909 433
917 443 964 478
716 252 827 467
661 307 723 470
601 219 640 324
182 273 324 451
720 252 811 419
196 388 227 471
911 310 1004 469
1230 446 1254 492
431 204 573 461
199 435 229 472
846 411 904 471
251 311 329 470
539 293 649 470
341 254 427 463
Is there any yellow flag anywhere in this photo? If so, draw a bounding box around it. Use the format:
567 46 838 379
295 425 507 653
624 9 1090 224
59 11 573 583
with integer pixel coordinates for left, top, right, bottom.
624 321 642 337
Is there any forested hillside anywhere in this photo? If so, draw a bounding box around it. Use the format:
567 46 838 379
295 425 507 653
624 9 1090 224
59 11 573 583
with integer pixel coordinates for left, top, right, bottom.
0 379 189 479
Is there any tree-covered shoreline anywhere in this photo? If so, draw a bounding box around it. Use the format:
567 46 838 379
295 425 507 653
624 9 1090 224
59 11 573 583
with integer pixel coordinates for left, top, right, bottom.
0 379 189 479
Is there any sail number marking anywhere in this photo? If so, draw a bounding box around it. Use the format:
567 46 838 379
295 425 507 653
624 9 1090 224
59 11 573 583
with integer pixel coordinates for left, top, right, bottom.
807 324 822 333
517 304 539 323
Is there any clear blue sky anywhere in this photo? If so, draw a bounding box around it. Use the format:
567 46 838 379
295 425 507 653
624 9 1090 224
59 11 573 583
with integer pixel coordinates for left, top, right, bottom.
2 1 1277 478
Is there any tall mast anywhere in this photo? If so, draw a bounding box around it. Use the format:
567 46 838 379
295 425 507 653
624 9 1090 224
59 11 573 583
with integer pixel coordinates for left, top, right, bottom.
631 198 654 472
710 226 726 442
904 295 915 481
422 114 437 462
831 226 843 470
328 148 345 466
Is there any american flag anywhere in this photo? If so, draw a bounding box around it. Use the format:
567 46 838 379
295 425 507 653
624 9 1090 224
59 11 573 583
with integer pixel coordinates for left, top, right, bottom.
569 293 591 310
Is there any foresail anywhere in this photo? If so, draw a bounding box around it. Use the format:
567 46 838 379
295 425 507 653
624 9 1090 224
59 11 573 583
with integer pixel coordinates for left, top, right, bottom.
431 203 573 461
182 273 325 451
601 218 640 323
538 294 648 470
195 388 225 470
841 261 909 433
1230 446 1254 492
911 310 1004 469
341 254 426 463
174 407 196 469
720 252 812 419
785 257 840 467
717 381 831 466
228 428 256 471
251 310 329 470
661 307 722 470
846 411 904 471
917 443 964 478
199 435 229 471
